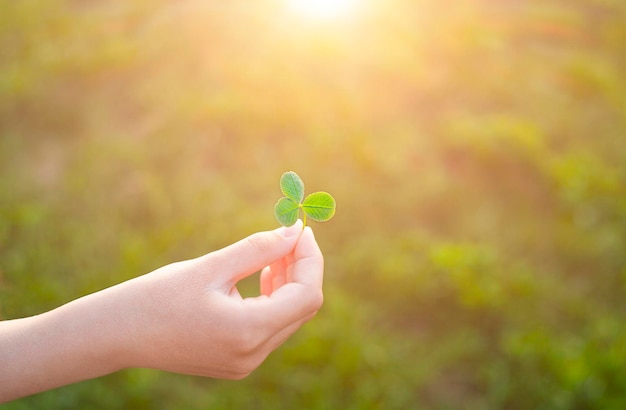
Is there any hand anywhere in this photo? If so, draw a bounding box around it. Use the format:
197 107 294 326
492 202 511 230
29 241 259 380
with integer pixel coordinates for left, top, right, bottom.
123 219 324 378
0 220 324 402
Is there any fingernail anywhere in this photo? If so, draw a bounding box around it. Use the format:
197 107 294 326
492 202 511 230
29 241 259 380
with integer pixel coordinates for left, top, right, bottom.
280 219 303 237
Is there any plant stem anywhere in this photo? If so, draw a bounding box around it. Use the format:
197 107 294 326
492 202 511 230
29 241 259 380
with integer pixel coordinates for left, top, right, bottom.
298 203 307 228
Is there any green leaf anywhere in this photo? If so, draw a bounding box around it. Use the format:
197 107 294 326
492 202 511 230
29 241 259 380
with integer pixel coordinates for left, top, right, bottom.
274 197 300 227
302 192 336 222
280 171 305 203
274 171 336 227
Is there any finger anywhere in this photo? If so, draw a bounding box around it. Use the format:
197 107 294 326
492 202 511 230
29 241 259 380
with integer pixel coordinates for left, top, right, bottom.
205 220 303 286
260 256 288 296
260 308 319 354
290 227 324 289
244 283 323 337
284 252 296 285
271 261 287 292
260 266 272 297
243 227 324 331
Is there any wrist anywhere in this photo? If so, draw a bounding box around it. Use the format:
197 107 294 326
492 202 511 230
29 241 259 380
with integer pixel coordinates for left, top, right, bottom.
70 278 152 373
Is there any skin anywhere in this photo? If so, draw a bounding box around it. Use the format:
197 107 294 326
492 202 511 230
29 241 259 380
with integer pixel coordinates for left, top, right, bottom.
0 220 324 403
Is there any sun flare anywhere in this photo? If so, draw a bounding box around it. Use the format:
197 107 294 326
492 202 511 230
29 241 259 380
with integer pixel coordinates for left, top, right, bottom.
288 0 356 20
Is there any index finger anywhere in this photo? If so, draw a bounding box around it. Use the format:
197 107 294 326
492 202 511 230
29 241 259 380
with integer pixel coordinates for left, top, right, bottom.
266 226 324 321
243 226 324 328
290 226 324 289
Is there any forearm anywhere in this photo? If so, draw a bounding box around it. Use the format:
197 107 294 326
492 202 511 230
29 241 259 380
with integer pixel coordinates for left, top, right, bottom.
0 285 136 403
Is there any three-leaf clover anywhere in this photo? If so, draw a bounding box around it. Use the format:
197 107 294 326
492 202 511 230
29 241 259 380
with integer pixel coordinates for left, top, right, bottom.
274 171 336 227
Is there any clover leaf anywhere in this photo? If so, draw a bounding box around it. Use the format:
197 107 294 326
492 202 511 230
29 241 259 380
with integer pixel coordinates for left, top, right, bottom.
274 171 336 227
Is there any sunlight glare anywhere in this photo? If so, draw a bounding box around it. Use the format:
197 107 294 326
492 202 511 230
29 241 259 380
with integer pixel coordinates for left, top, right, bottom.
288 0 357 20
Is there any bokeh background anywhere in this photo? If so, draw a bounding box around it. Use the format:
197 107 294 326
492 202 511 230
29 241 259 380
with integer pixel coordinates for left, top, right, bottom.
2 0 625 408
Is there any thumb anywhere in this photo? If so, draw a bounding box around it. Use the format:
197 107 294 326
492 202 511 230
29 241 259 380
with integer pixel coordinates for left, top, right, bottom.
205 220 303 286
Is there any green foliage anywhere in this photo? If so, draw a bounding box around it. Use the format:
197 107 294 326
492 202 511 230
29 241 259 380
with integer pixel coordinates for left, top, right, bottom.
301 192 336 222
274 171 336 227
2 0 626 408
280 170 305 203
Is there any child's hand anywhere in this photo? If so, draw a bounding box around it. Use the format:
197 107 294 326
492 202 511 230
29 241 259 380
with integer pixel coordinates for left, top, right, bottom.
0 220 324 402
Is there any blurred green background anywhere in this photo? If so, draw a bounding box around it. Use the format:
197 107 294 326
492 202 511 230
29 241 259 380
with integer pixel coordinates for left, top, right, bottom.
1 0 625 408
